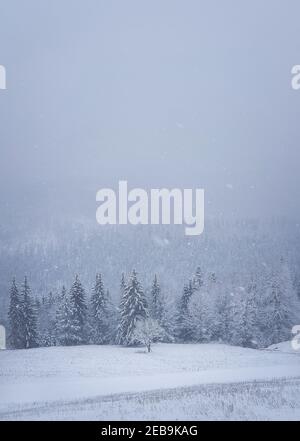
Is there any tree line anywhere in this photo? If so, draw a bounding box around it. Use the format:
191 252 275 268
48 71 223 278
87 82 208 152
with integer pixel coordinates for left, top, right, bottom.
7 262 300 350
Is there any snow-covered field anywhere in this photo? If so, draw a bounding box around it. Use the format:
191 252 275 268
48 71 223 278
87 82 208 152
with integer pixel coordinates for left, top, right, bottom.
0 343 299 420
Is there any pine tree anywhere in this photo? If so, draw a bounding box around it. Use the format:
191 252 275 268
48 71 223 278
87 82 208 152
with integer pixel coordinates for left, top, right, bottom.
151 275 164 323
117 270 148 345
279 262 300 327
217 288 235 344
69 275 87 345
116 273 126 343
188 268 219 343
176 280 194 341
20 277 38 349
55 286 74 346
261 264 300 346
8 279 23 349
120 272 126 294
38 291 57 347
106 288 118 343
149 274 172 341
188 289 217 343
227 290 245 346
265 274 285 344
90 274 110 344
240 279 260 347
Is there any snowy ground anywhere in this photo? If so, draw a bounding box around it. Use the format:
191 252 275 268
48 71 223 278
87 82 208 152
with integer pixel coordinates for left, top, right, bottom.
0 343 299 420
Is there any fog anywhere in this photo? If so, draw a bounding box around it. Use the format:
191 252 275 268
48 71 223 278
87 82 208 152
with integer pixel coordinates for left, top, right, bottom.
0 0 300 224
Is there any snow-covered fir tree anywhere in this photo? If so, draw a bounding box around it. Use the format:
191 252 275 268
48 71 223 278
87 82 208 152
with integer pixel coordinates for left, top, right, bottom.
90 273 111 344
6 258 300 350
217 287 234 344
117 270 148 345
38 291 57 347
106 289 118 343
176 280 194 341
8 279 23 349
149 274 172 341
20 277 38 349
150 274 164 323
263 273 286 345
69 275 87 345
116 273 126 343
278 262 300 325
55 286 74 346
188 284 218 343
240 279 260 348
261 263 300 346
226 289 246 346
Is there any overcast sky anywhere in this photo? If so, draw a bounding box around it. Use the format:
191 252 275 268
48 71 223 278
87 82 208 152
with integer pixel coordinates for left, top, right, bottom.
0 0 299 222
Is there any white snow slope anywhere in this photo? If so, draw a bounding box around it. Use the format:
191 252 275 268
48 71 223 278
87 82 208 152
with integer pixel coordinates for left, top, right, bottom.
0 343 299 420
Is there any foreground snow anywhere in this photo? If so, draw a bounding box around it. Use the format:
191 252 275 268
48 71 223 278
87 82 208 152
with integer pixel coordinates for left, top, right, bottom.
0 343 299 420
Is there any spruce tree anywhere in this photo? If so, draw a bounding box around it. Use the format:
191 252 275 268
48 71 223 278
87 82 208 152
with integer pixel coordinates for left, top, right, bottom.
69 275 87 345
90 274 110 344
38 291 57 347
226 290 245 346
20 277 38 349
106 288 118 343
149 274 172 341
216 287 231 343
55 286 74 346
240 279 259 347
279 262 300 328
262 264 299 346
116 273 126 344
8 279 23 349
117 270 148 345
151 274 164 324
176 280 194 341
189 289 217 343
120 272 126 294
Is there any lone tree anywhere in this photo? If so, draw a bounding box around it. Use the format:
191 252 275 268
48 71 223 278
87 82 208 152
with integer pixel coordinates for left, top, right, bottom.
117 270 148 345
131 318 165 352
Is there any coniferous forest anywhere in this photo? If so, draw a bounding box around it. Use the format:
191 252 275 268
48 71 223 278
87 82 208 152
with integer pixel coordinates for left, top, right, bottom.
7 260 300 350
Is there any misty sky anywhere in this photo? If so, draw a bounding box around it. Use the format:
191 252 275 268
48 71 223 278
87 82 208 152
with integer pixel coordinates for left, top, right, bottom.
0 0 300 222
